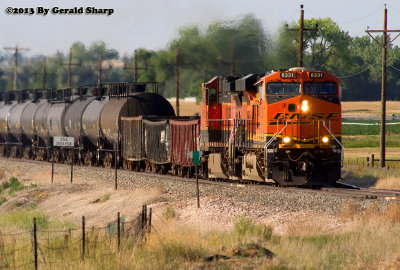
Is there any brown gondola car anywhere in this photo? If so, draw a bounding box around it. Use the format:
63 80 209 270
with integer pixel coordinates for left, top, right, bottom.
121 116 200 176
121 116 171 173
169 118 200 177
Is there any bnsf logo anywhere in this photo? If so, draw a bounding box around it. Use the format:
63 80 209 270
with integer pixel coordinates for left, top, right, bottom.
272 112 339 120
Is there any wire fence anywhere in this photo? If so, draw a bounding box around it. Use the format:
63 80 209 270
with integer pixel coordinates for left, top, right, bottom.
0 205 153 270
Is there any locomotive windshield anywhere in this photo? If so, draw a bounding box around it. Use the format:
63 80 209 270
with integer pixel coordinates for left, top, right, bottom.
304 82 337 95
267 82 300 95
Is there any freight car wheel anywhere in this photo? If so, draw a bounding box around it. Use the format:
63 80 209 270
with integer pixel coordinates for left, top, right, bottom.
103 152 113 168
83 151 95 166
23 147 33 159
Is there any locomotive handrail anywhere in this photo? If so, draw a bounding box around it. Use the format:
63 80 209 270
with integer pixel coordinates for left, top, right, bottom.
322 120 344 164
264 120 289 149
264 120 289 178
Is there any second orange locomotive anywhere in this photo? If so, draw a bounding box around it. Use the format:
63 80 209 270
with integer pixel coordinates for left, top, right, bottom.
200 67 343 186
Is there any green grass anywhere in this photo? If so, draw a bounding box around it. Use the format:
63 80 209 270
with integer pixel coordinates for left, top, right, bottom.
342 134 400 148
0 197 6 205
233 215 272 241
342 120 400 148
0 209 50 229
342 120 400 135
163 205 177 220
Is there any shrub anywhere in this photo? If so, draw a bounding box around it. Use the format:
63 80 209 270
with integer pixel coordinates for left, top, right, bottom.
8 177 25 195
233 216 272 241
163 206 177 220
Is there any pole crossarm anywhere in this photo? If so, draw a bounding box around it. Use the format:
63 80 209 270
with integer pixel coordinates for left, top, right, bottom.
60 50 81 88
366 30 400 48
285 5 318 67
3 45 29 90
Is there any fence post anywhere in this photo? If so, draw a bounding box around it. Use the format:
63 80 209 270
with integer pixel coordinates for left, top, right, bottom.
114 143 118 190
367 157 369 167
82 216 85 261
372 154 375 167
196 165 200 208
148 208 152 235
33 218 38 270
70 147 74 183
117 212 120 251
51 146 54 183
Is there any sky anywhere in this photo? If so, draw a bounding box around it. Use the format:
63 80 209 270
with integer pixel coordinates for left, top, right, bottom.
1 0 400 57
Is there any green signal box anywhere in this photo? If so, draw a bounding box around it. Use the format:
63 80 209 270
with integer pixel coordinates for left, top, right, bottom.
190 151 202 165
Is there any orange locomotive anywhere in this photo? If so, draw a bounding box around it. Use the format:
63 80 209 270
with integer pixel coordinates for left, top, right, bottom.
199 67 343 186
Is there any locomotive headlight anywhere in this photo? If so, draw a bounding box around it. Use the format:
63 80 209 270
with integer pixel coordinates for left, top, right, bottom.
283 136 291 144
321 136 329 143
301 100 309 112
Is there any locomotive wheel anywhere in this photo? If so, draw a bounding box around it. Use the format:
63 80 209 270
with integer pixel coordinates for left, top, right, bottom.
134 161 141 172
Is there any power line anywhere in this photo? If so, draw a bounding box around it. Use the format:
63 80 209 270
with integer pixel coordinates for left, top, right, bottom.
304 4 383 24
336 66 371 78
335 5 383 24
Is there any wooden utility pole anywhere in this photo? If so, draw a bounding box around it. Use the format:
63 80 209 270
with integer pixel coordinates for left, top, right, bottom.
366 5 400 168
42 59 46 89
3 46 29 90
298 5 304 67
131 49 148 82
286 5 317 67
175 49 180 116
97 53 102 85
61 50 80 88
134 49 138 82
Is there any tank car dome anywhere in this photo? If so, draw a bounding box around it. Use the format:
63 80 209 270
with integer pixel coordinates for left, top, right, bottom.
127 92 175 116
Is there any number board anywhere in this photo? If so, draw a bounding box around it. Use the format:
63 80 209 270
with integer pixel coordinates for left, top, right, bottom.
280 72 296 79
308 72 324 79
53 136 74 147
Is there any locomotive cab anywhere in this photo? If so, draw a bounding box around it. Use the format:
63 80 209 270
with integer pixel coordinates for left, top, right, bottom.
259 67 342 186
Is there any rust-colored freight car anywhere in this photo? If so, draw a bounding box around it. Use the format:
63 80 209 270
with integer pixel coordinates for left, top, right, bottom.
169 119 200 177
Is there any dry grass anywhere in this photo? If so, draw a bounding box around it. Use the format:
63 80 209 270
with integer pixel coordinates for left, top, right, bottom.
169 101 200 116
342 101 400 117
344 147 400 159
373 176 400 190
5 204 400 269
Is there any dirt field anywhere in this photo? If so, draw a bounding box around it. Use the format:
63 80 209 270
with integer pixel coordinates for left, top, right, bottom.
342 101 400 118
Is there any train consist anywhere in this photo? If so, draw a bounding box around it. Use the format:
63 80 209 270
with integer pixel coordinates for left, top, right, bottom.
0 67 343 187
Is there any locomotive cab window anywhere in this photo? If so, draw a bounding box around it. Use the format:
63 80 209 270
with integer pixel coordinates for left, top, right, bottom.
304 82 337 95
208 88 217 104
267 82 300 95
257 83 264 99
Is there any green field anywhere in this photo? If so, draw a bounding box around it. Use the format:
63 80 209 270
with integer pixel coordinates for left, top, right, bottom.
342 120 400 148
342 120 400 136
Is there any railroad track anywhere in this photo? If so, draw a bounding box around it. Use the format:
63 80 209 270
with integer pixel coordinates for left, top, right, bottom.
1 156 399 201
